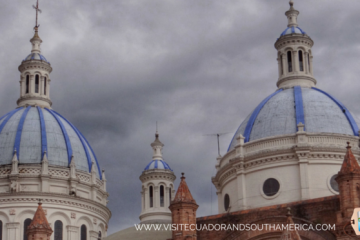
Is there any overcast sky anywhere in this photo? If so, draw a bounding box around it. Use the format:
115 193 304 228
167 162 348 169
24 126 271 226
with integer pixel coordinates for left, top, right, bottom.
1 0 360 235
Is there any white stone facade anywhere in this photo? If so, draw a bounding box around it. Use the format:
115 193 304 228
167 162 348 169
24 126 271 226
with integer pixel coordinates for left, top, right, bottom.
213 130 359 214
0 162 110 240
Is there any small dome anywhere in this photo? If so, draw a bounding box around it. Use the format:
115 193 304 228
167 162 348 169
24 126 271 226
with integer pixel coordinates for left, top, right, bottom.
228 87 359 151
23 53 50 64
280 26 306 37
144 159 172 171
0 106 101 178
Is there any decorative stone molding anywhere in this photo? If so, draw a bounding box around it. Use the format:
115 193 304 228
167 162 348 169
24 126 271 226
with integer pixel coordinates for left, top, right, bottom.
9 209 15 215
71 212 76 219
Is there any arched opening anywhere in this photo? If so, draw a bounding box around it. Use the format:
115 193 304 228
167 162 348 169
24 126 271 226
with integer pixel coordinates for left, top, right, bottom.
35 75 39 93
308 52 311 73
287 51 292 72
149 186 153 208
169 188 172 204
98 231 102 240
23 218 32 240
299 50 304 71
224 194 230 211
54 220 63 240
26 75 29 94
44 77 47 95
160 185 164 207
0 220 2 240
280 54 284 75
81 225 87 240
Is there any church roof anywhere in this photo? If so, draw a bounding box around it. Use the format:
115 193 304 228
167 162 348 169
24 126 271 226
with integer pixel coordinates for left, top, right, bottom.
23 53 50 64
144 159 172 171
280 26 306 36
27 203 52 231
0 106 102 178
173 173 196 203
338 143 360 175
228 86 359 151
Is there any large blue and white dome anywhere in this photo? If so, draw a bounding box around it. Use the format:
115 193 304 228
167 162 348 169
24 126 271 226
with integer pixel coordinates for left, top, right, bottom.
0 106 101 178
228 87 359 151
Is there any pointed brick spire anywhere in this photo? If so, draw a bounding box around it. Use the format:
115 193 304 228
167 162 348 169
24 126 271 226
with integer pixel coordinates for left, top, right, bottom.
280 208 301 240
27 201 53 239
173 173 196 204
338 142 360 175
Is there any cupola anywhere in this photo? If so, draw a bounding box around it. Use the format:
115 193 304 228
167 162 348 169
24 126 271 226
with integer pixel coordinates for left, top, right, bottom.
275 0 315 89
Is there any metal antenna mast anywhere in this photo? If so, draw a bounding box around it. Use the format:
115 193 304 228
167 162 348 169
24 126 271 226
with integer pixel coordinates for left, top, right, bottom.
203 132 231 157
32 0 42 29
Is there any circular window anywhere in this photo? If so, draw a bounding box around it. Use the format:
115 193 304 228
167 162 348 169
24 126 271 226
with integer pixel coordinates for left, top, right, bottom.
330 174 339 192
224 194 230 211
263 178 280 197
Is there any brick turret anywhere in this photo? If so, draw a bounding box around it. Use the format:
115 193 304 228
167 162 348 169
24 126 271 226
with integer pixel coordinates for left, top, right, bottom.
169 173 198 240
26 202 53 240
335 143 360 222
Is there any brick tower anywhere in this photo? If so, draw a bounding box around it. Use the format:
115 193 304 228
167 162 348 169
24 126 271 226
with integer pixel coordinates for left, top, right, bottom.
336 142 360 222
26 202 53 240
169 173 199 240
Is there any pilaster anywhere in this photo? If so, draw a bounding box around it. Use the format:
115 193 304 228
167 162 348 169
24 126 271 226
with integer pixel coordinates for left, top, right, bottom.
6 222 20 240
295 123 310 200
67 225 79 240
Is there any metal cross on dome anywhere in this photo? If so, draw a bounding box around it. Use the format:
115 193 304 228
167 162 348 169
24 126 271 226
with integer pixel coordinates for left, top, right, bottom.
32 0 42 28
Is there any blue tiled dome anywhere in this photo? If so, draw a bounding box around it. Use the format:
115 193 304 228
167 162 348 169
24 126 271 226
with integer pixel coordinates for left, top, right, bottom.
23 53 50 64
228 87 359 151
280 26 306 36
144 159 172 171
0 106 101 178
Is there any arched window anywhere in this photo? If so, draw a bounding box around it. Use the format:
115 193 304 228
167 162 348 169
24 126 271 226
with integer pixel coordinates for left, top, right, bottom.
81 225 87 240
280 54 284 75
35 75 39 93
308 53 311 72
298 50 304 71
54 220 63 240
0 220 2 240
160 185 164 207
26 75 29 94
149 186 153 208
98 231 102 240
23 218 32 240
287 51 292 72
44 77 47 95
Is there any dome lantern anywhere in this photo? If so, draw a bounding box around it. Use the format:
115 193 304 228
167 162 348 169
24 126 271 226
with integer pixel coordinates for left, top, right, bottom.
275 1 316 89
17 0 52 108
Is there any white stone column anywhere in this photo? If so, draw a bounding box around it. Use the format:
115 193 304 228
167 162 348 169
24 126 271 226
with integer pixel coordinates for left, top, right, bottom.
20 77 24 97
217 191 222 213
6 222 20 240
309 55 314 75
40 76 44 96
236 163 247 211
304 52 309 74
144 188 149 210
296 123 310 200
47 79 50 98
67 225 79 240
277 57 281 77
154 186 159 208
282 54 287 75
293 51 299 73
164 187 169 208
30 75 35 94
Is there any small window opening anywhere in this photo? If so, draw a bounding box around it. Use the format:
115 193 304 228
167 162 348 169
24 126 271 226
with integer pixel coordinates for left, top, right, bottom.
26 75 29 94
169 188 172 204
35 75 39 93
44 77 47 95
287 51 292 72
299 50 304 71
280 55 284 75
160 185 164 207
149 186 153 208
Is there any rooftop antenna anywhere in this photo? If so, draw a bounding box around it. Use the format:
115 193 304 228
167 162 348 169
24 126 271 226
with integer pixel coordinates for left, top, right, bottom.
203 132 231 157
32 0 42 29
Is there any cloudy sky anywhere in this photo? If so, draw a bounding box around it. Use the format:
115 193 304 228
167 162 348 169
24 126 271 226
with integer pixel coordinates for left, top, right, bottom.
1 0 360 235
